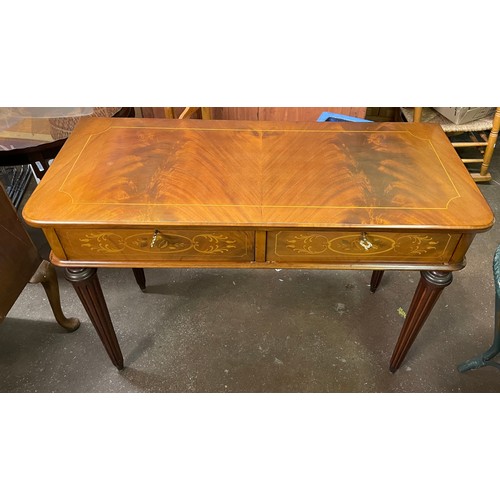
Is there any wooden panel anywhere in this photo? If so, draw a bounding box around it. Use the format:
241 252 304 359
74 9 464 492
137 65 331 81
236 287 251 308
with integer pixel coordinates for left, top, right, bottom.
212 108 260 121
267 230 462 264
140 107 186 119
212 107 367 121
139 107 168 118
259 107 366 121
365 107 400 122
142 108 367 121
56 228 255 262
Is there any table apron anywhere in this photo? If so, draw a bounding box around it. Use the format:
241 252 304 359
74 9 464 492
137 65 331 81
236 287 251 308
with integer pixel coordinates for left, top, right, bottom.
47 227 472 270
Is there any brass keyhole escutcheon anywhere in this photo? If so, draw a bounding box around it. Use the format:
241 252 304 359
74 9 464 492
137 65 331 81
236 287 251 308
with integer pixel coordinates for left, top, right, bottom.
150 229 159 248
359 232 373 251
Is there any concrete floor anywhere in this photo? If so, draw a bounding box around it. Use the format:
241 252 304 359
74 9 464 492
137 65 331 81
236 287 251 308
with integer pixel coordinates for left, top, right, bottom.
2 146 500 392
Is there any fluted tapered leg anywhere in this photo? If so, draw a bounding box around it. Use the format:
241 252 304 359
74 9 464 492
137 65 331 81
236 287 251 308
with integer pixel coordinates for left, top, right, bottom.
370 270 385 293
132 268 146 291
390 271 453 372
30 260 80 332
65 267 124 369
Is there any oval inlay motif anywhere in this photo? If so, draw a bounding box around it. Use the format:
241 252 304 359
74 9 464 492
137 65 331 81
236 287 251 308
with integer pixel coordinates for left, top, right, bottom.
278 231 450 259
126 233 193 253
327 235 396 255
79 231 246 255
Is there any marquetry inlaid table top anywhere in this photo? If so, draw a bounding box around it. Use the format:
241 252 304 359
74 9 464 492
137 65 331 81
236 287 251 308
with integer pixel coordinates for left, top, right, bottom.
21 117 496 372
23 117 494 233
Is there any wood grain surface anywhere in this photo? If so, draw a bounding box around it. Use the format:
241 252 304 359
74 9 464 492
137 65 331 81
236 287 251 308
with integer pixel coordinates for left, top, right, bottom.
1 185 41 319
56 228 255 262
23 117 494 232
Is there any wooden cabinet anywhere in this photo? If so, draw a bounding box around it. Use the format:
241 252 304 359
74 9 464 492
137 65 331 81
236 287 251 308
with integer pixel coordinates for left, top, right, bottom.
212 107 367 121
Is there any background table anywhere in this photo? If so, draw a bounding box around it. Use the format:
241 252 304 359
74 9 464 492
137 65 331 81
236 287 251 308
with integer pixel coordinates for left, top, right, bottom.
0 107 131 207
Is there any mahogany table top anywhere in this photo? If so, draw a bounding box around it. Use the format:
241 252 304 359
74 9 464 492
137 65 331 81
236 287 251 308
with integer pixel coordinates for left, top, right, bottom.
23 117 494 232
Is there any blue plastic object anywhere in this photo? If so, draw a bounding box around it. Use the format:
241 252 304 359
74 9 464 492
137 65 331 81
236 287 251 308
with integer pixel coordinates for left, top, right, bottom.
317 111 372 123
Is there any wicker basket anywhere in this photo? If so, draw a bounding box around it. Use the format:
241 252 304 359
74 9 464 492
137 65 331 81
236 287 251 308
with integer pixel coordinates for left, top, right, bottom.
48 107 121 140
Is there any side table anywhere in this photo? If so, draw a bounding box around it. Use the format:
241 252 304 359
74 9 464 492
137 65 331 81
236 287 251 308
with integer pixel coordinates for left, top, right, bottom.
0 184 79 331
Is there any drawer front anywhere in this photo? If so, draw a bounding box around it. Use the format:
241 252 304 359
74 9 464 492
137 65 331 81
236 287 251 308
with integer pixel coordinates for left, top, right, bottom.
57 229 255 262
267 230 461 263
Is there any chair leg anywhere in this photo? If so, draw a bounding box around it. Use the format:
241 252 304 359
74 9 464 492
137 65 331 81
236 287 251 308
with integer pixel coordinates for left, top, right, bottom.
480 107 500 178
30 260 80 331
482 292 500 361
458 244 500 372
458 293 500 372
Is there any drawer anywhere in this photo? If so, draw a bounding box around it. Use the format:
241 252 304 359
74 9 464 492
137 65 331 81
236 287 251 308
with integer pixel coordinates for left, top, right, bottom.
267 230 461 264
56 228 255 262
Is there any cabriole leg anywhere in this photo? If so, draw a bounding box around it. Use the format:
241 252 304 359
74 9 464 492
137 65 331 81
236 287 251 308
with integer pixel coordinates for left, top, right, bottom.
30 260 80 331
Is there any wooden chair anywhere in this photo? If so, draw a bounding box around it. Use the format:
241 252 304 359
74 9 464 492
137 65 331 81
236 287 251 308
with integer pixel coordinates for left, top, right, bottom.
401 107 500 182
0 184 79 331
163 107 212 120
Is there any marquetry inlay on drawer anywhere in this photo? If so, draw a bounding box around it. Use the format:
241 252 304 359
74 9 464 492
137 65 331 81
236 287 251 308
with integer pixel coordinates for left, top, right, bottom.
267 230 461 263
56 229 255 262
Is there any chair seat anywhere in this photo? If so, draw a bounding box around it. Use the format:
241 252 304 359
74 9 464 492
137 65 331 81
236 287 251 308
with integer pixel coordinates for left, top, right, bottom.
401 107 495 133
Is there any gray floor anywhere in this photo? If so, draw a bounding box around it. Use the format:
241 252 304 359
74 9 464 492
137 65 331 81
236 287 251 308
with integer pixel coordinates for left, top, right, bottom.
2 149 500 392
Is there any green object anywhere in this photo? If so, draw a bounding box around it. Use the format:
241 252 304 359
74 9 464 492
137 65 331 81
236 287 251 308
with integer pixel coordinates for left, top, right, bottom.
458 244 500 372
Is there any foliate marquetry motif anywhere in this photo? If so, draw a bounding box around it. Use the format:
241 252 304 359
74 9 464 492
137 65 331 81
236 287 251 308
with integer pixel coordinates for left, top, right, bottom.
270 231 456 262
285 234 329 254
79 232 243 255
394 235 438 256
66 229 254 261
80 232 126 253
192 234 237 254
